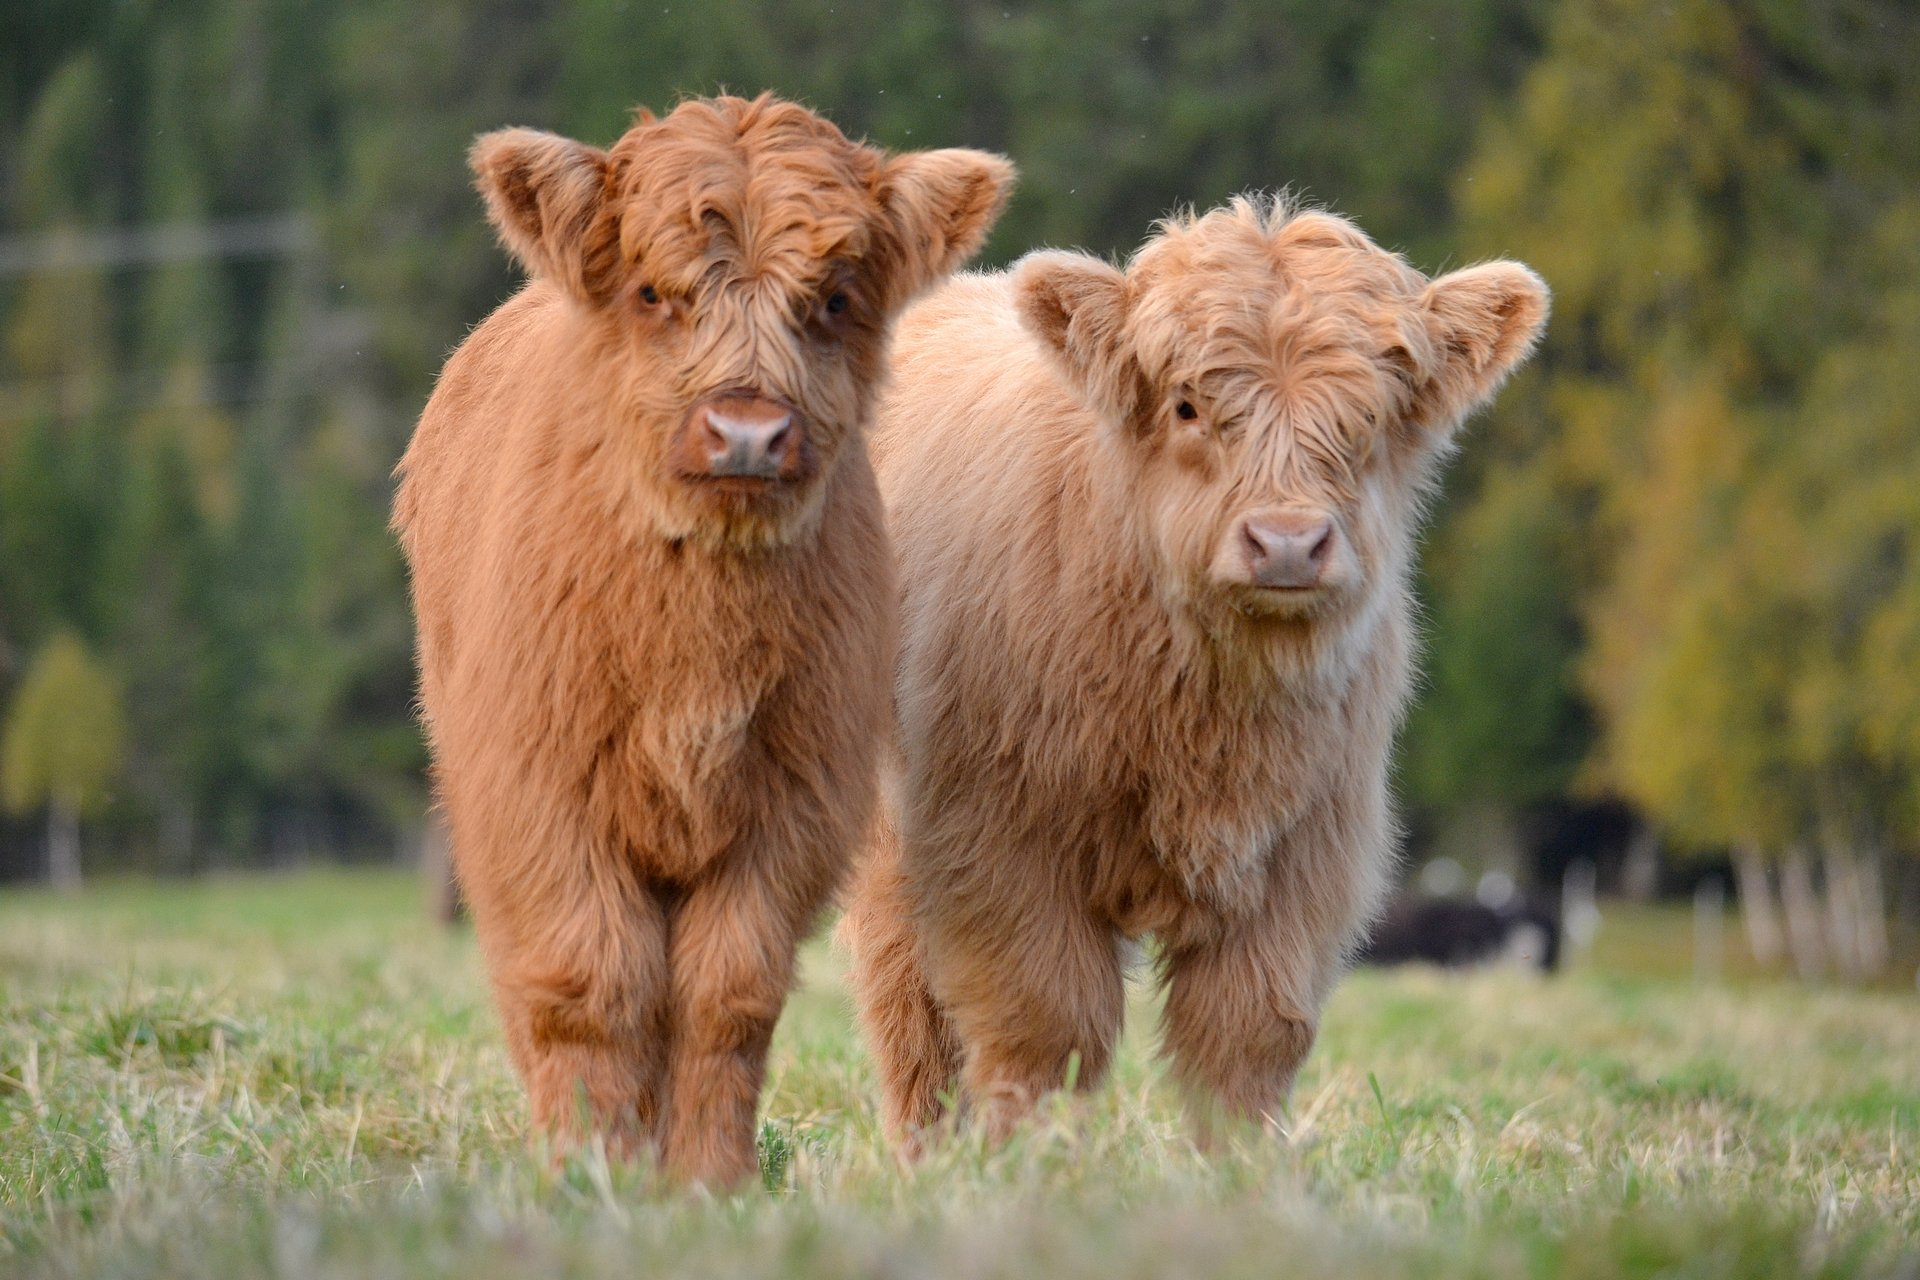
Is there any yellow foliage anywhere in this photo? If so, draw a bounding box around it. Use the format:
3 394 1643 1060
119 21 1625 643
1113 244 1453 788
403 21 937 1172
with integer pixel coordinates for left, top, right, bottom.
1452 0 1920 856
1 631 128 819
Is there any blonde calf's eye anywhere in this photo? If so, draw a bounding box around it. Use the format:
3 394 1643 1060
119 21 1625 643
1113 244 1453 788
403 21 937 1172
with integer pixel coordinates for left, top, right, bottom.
1176 401 1199 421
639 284 662 306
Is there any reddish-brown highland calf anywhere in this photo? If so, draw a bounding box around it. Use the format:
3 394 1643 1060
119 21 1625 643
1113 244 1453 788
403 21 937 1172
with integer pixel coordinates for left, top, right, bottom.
842 197 1548 1149
393 94 1012 1187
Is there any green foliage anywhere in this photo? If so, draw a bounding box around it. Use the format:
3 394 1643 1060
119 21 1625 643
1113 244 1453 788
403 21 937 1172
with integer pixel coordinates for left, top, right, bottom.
0 630 126 818
1424 0 1920 859
2 0 1917 869
0 0 1543 869
1405 460 1586 809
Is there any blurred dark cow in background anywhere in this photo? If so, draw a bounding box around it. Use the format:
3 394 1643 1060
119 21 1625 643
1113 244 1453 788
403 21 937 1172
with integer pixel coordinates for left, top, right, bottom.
1360 896 1562 972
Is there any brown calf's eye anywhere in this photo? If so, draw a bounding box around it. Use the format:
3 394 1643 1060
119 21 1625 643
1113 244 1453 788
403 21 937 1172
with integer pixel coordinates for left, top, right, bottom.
639 284 661 306
825 290 850 316
1176 401 1199 421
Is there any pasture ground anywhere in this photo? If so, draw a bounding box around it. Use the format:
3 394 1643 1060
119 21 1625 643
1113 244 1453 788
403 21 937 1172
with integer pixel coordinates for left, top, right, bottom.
0 870 1915 1279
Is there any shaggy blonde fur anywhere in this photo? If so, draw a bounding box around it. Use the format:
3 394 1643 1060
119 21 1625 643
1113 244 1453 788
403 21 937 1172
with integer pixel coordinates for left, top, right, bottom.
842 196 1547 1147
393 94 1012 1187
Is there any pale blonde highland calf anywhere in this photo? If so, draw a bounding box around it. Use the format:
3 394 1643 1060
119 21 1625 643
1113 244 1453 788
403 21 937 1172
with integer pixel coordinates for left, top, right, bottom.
394 94 1012 1187
842 197 1548 1148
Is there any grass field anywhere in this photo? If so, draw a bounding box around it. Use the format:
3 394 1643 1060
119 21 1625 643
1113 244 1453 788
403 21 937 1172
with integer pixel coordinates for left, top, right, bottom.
1 870 1916 1279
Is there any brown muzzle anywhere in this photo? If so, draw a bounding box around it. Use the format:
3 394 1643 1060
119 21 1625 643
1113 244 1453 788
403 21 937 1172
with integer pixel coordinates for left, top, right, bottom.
676 394 810 483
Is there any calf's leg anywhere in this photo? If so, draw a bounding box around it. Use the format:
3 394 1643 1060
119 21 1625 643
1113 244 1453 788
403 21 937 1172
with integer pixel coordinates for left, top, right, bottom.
1159 799 1383 1145
659 857 828 1188
474 859 673 1160
1158 922 1319 1147
920 857 1125 1141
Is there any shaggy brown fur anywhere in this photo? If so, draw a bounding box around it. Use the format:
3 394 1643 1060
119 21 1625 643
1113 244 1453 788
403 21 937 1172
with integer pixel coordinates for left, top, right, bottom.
393 94 1012 1187
841 196 1547 1148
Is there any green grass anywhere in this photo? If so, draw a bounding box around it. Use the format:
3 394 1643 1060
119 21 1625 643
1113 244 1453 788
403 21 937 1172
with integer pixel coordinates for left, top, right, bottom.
1 870 1916 1278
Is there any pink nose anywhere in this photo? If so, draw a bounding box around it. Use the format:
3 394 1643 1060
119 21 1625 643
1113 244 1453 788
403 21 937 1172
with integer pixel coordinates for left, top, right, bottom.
696 396 797 479
1239 510 1334 589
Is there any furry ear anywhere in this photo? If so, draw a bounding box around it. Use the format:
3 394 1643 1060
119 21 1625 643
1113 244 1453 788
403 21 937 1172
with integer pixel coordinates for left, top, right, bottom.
880 148 1016 301
1012 250 1148 430
470 128 617 303
1403 262 1550 434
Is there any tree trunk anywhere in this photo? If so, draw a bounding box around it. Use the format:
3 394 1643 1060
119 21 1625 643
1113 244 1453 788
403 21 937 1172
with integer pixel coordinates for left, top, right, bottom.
1620 824 1660 900
46 796 81 893
420 814 463 925
1853 848 1890 980
1896 859 1920 934
1560 858 1601 959
161 803 195 875
1820 842 1860 982
1693 876 1725 984
1779 847 1827 981
1731 842 1784 968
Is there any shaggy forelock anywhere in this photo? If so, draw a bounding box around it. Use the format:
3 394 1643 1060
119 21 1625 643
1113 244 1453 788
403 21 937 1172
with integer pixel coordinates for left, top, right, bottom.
610 95 887 300
1129 195 1432 501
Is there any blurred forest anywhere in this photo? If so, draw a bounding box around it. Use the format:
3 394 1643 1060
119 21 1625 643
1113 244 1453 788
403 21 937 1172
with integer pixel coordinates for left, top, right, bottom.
2 0 1917 969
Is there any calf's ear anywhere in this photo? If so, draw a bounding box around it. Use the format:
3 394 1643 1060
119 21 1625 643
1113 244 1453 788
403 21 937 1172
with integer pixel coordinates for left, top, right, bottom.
1400 262 1549 437
471 128 617 304
880 149 1016 301
1013 251 1147 430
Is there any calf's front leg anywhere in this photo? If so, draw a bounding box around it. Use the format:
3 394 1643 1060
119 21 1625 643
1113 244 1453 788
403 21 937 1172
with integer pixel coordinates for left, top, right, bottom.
659 854 829 1188
1159 795 1387 1146
919 849 1126 1142
472 857 674 1160
1159 919 1320 1147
